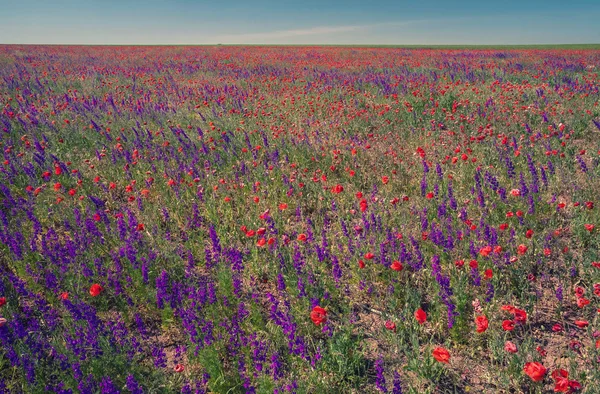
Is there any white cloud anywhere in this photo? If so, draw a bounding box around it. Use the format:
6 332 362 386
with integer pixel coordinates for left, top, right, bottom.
212 24 365 43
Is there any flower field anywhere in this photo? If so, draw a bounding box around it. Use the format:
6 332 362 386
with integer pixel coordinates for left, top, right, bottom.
1 45 600 393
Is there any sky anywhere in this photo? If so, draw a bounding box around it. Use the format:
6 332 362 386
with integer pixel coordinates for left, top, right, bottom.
1 0 599 45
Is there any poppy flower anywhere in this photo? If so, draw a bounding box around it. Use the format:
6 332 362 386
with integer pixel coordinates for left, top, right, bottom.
0 317 7 327
331 184 344 194
414 308 427 324
475 315 489 333
504 341 518 353
513 309 527 323
517 244 528 255
391 261 403 271
278 203 288 210
585 224 595 232
577 297 590 308
525 229 533 238
358 260 365 269
60 292 69 300
574 320 589 328
381 176 389 184
479 246 492 257
89 284 103 297
174 364 185 373
0 297 5 307
432 347 450 363
384 320 396 332
364 252 375 260
310 306 327 326
523 362 547 382
484 269 493 279
551 369 570 393
297 233 307 242
511 189 521 197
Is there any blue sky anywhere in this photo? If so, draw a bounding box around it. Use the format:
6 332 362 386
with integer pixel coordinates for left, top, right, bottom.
1 0 599 45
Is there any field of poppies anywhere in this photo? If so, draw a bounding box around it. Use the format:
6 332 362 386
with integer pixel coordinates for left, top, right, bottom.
1 45 600 393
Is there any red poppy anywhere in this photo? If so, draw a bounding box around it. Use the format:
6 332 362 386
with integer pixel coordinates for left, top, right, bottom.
517 244 528 255
475 315 489 333
297 233 307 242
364 252 375 260
551 369 570 393
0 297 5 307
174 364 185 373
358 260 365 269
278 203 288 210
0 317 6 327
384 320 396 332
504 341 518 353
577 297 590 308
89 284 103 297
391 261 403 271
310 306 327 326
381 176 389 184
523 362 547 382
484 269 493 279
331 184 344 194
513 309 527 323
432 347 450 363
60 292 69 300
574 320 589 328
526 229 534 238
414 308 427 324
479 246 492 257
585 224 595 233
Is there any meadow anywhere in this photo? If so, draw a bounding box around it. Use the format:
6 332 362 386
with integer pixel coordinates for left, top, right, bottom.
1 45 600 393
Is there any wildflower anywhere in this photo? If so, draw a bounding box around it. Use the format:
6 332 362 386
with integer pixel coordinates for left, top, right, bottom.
523 362 547 382
0 297 5 307
310 306 327 326
414 309 427 324
432 347 450 363
574 320 589 328
508 308 527 325
475 315 489 333
504 341 518 353
385 320 396 332
174 364 185 373
502 320 516 331
391 261 403 271
89 284 103 297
